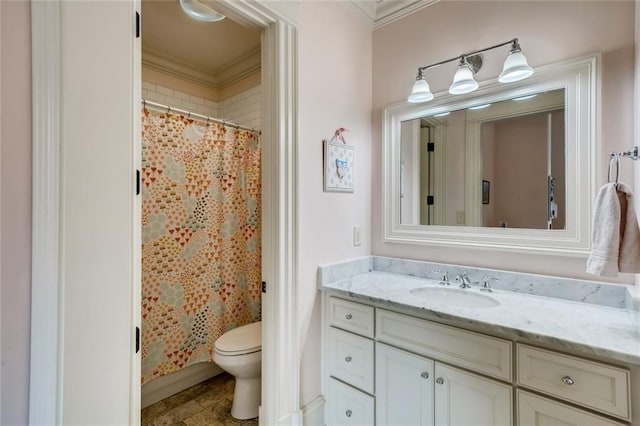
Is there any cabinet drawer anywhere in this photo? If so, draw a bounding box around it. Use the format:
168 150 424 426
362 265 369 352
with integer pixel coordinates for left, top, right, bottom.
328 327 374 393
327 378 374 426
328 297 374 337
517 344 630 420
376 309 512 381
517 390 626 426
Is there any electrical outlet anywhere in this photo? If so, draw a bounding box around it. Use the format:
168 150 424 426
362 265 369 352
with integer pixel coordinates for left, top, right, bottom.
353 226 362 247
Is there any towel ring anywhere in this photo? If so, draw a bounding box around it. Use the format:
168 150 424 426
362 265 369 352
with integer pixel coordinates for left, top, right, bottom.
608 152 620 185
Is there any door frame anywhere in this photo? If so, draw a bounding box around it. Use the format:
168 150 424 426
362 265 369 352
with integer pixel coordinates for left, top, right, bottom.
29 1 300 425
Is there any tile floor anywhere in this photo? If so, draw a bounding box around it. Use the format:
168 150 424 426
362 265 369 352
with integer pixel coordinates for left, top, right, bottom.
142 372 259 426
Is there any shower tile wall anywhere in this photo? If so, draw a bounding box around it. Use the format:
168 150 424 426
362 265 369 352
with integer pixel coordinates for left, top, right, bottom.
142 82 261 130
219 85 261 130
142 82 219 117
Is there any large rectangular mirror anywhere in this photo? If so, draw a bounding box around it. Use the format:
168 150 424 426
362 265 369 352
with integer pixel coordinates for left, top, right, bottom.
383 55 597 255
400 89 565 229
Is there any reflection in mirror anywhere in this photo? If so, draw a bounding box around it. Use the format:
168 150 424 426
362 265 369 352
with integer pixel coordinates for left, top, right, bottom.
400 89 565 230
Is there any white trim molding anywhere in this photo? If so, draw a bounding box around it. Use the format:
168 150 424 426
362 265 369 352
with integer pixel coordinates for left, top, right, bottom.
29 1 63 424
210 3 302 423
343 0 439 29
302 396 325 426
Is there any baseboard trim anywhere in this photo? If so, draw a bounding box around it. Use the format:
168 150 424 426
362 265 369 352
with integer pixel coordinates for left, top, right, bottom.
302 396 325 426
141 362 223 408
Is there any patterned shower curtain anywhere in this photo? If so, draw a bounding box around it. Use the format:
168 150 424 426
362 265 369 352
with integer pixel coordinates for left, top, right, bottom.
141 108 261 384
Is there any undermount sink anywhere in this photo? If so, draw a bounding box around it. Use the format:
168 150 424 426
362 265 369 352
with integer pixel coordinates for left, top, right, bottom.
409 286 500 309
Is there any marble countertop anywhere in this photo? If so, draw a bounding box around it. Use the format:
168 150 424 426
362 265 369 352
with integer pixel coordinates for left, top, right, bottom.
322 271 640 365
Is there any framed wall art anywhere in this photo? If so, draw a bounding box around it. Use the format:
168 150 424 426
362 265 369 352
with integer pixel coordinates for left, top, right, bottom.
323 139 354 193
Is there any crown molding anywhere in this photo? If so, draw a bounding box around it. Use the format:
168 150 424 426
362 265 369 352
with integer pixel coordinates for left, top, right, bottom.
343 0 440 29
214 46 262 87
142 46 261 89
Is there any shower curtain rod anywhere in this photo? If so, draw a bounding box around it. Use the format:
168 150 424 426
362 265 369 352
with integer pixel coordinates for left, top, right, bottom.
142 99 260 134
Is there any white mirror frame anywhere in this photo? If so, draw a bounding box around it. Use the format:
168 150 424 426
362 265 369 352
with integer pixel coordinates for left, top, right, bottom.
383 54 599 256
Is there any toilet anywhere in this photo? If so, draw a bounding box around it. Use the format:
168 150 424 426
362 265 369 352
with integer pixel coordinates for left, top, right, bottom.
213 321 262 420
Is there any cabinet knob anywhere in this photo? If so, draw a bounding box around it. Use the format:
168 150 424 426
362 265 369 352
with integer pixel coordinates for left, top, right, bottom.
421 372 430 379
345 356 352 363
345 314 353 320
436 377 444 385
561 376 575 386
345 409 352 418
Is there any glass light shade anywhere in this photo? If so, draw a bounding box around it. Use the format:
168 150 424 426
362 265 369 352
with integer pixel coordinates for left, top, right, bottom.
498 50 533 83
448 64 479 95
179 0 226 22
408 78 434 103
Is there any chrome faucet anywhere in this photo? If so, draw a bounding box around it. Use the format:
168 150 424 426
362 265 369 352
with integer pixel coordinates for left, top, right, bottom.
455 271 472 289
433 269 450 286
480 276 499 293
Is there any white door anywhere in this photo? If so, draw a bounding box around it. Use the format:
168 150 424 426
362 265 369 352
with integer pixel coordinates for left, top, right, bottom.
434 363 512 426
376 343 435 426
59 1 139 423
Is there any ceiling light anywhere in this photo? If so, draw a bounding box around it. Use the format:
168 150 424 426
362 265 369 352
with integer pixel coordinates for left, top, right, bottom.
408 72 434 103
179 0 226 22
499 40 534 83
406 38 534 104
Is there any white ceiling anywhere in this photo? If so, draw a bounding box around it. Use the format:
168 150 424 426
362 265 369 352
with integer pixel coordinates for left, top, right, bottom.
141 0 261 88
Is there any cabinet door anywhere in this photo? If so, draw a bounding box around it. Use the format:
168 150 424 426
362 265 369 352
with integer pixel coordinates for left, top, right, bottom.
376 343 435 426
434 363 512 426
517 390 625 426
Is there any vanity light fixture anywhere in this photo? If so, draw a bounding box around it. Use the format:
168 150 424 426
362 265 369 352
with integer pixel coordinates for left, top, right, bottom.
408 38 534 103
433 111 450 117
179 0 226 22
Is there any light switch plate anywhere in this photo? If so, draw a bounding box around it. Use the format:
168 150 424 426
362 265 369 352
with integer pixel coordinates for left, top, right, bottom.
353 226 362 247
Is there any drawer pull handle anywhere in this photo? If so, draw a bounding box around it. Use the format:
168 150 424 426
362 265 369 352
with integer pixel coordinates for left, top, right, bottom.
561 376 575 386
345 314 353 320
421 372 429 379
436 377 444 385
345 356 352 363
345 409 352 418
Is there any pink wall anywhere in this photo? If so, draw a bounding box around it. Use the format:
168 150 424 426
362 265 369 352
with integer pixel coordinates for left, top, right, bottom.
0 1 32 424
297 2 372 406
372 1 636 283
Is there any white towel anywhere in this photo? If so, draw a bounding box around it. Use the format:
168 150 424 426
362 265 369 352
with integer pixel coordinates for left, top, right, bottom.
586 182 640 277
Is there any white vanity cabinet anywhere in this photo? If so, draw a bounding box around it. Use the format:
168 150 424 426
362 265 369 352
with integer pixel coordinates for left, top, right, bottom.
376 343 512 426
323 294 633 426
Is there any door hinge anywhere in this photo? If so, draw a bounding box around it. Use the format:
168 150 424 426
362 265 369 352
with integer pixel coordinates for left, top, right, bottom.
135 12 140 38
427 142 435 152
136 169 141 195
262 281 267 293
427 195 434 205
135 327 140 353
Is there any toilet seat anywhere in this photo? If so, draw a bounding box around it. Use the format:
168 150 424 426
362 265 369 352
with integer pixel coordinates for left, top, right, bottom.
215 321 261 356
